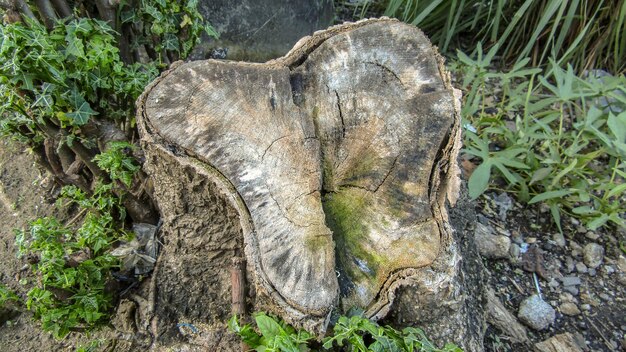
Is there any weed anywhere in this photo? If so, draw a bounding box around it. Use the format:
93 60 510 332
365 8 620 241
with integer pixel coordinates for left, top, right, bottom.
15 181 132 338
453 47 626 231
0 283 19 308
229 312 462 352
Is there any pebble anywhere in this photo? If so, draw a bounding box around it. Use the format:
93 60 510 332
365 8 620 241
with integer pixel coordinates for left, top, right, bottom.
617 255 626 273
577 225 587 234
576 262 588 273
570 240 582 251
583 243 604 269
475 223 511 259
564 285 579 296
604 265 615 275
585 231 600 240
560 302 581 316
526 237 537 244
552 233 566 247
588 268 596 277
509 243 521 260
565 257 575 273
599 293 612 302
548 278 559 288
561 276 581 286
518 294 556 331
581 304 591 311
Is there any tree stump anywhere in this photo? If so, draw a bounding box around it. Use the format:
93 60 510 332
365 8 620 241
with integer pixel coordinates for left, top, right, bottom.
137 18 484 350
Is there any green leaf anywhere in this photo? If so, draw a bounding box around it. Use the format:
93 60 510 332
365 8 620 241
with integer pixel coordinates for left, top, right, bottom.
468 161 492 199
255 313 283 339
608 112 626 142
529 189 573 204
66 101 98 125
529 167 552 185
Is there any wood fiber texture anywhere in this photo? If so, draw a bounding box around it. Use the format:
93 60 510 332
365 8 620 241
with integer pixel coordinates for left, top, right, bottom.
138 18 462 332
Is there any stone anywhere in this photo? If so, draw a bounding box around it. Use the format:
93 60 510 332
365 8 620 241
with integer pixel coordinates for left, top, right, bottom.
565 256 575 273
509 243 521 261
563 285 579 296
518 294 556 331
559 302 581 316
583 243 604 269
575 262 588 273
535 332 585 352
561 276 581 287
552 233 566 247
585 231 600 240
475 222 511 259
193 0 334 62
599 293 612 302
617 255 626 273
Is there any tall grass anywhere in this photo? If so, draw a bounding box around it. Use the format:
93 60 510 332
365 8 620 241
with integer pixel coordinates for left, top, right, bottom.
352 0 626 74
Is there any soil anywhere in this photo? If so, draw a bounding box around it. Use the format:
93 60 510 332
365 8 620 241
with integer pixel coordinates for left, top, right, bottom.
0 140 117 351
2 136 625 352
476 189 626 352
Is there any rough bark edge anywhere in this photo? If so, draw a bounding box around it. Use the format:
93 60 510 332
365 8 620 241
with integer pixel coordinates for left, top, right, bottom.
136 17 464 332
137 110 332 333
365 47 463 320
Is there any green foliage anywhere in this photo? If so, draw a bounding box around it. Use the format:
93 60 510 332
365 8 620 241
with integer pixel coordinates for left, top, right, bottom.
229 313 313 351
454 47 626 231
15 183 130 339
0 283 19 307
121 0 219 62
229 312 462 352
93 142 141 187
0 17 158 142
355 0 625 74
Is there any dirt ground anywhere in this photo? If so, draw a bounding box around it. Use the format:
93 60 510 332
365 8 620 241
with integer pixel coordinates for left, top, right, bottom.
0 140 624 352
0 140 116 351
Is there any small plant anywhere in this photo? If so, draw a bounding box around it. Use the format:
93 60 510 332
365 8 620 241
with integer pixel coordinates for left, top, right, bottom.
93 141 141 187
0 283 19 308
229 312 462 352
453 46 626 231
15 181 132 339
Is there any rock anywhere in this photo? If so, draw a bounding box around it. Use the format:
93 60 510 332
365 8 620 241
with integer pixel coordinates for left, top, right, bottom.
565 257 575 273
583 243 604 269
509 243 521 261
585 231 599 240
575 262 588 273
518 294 556 331
617 255 626 273
475 222 511 259
535 333 586 352
581 304 591 311
193 0 334 62
552 233 566 247
493 193 513 221
485 288 529 344
559 302 581 316
563 285 579 296
561 276 581 287
548 278 559 288
599 293 612 302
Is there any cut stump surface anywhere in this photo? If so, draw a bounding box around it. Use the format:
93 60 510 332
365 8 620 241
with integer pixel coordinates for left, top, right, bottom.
138 18 463 333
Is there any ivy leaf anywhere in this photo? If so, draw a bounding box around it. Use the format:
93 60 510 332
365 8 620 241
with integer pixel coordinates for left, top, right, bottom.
66 101 98 125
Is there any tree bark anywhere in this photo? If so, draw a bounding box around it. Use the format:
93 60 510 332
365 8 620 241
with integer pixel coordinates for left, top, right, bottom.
137 18 484 350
